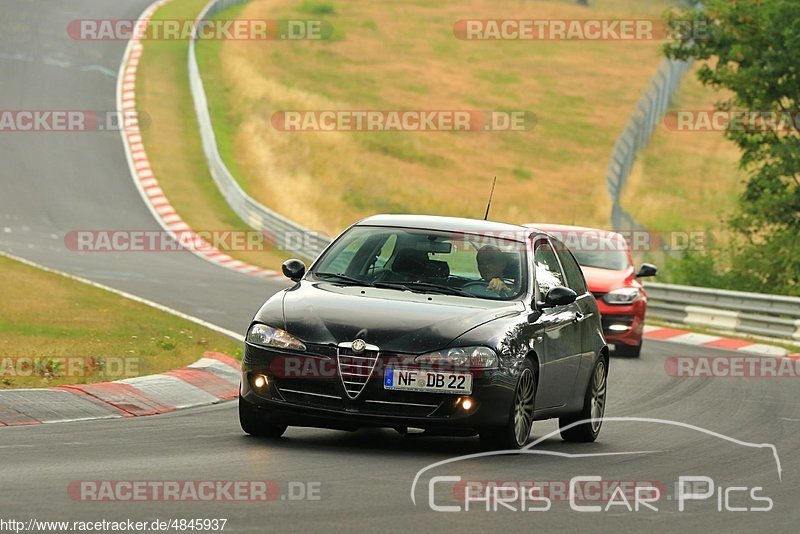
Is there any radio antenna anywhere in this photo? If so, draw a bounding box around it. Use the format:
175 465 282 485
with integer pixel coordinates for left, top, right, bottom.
483 176 497 220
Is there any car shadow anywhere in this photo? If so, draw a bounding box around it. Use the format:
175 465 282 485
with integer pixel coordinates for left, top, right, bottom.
238 426 606 459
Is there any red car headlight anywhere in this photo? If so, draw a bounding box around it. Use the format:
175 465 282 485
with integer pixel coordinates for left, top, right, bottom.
603 288 641 305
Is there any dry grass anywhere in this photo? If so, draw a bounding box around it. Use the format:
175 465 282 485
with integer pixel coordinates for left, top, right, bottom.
0 255 241 389
196 0 744 238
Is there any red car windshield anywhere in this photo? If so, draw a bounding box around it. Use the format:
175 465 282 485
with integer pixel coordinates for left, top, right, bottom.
572 249 630 271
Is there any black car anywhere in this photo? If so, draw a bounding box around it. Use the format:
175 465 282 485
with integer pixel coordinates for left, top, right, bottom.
240 215 608 449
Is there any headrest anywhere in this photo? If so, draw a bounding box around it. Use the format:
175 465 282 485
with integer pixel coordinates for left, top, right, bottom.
392 249 430 275
424 260 450 279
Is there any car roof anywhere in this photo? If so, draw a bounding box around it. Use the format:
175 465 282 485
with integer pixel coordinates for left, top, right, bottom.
524 222 625 240
356 214 539 239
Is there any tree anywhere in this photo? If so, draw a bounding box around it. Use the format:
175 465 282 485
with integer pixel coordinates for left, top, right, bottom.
664 0 800 295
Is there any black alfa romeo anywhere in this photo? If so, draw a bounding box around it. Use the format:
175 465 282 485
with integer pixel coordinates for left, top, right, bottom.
240 215 608 449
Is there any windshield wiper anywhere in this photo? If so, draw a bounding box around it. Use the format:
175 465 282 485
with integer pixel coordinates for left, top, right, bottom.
388 281 468 296
315 274 467 296
314 272 374 287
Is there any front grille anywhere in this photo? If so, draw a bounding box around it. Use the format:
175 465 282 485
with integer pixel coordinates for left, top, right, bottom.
337 346 379 399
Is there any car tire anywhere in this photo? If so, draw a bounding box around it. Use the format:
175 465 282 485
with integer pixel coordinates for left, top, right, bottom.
559 357 607 443
479 359 537 450
239 396 287 438
615 343 641 358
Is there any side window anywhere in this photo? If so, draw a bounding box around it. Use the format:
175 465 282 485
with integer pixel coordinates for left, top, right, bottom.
533 240 565 295
554 241 588 295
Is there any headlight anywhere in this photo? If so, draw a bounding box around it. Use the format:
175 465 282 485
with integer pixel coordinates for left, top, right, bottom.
603 288 641 305
246 324 306 351
414 346 498 369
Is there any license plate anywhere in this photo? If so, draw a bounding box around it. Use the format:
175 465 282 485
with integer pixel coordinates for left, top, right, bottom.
384 368 472 394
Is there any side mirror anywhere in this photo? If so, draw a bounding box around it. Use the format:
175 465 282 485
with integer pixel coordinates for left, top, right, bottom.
541 286 577 308
635 263 658 278
281 259 306 282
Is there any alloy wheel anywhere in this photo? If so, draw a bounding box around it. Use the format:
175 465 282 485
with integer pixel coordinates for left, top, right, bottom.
590 360 607 433
513 368 535 446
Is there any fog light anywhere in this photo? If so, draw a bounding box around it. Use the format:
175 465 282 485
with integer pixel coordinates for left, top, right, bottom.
608 324 630 332
253 374 268 389
461 398 474 411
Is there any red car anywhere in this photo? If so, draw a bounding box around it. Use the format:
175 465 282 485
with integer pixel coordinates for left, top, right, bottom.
527 224 657 357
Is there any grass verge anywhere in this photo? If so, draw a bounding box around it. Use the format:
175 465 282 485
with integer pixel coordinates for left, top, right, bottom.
0 254 242 389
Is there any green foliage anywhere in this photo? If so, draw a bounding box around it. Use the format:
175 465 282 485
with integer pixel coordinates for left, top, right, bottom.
512 167 533 181
299 1 336 15
664 0 800 295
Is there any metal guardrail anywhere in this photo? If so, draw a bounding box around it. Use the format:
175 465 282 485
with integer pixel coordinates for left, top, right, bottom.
645 282 800 341
188 0 332 262
606 58 693 232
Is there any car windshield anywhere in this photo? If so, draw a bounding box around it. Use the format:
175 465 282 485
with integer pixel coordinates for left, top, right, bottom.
312 226 527 301
572 249 630 271
541 229 631 271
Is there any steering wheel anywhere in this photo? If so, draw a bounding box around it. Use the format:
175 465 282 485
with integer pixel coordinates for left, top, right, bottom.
461 280 514 298
460 280 500 297
461 280 490 289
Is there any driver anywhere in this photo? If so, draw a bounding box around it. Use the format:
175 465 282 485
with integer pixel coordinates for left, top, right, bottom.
476 245 511 294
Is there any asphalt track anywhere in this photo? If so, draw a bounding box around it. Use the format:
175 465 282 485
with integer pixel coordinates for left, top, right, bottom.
1 2 798 532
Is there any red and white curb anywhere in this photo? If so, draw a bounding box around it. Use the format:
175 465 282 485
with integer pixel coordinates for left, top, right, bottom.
117 0 283 280
0 352 241 426
644 325 800 359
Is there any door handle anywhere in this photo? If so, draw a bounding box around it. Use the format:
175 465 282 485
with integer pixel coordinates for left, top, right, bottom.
574 312 591 323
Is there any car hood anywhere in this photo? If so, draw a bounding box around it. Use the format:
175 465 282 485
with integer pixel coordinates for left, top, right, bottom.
581 265 636 293
280 281 523 354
